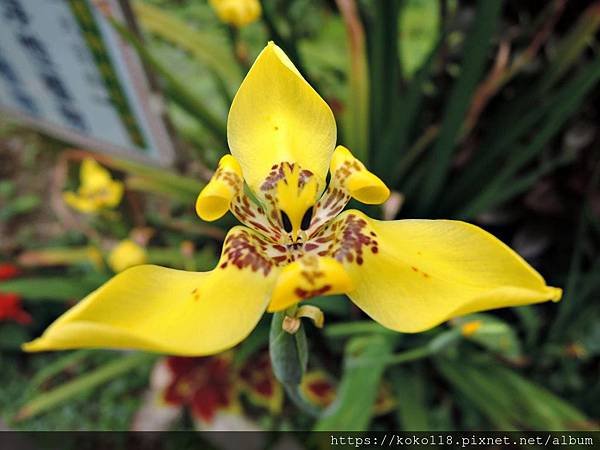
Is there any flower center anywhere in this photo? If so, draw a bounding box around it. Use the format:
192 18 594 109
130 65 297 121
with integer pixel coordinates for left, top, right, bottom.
259 162 320 244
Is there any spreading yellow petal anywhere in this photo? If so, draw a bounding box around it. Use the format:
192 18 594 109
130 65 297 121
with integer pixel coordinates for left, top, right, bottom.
24 227 279 356
327 210 561 333
228 42 337 194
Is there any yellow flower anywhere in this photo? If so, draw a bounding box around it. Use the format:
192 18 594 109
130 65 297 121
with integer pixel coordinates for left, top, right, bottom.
108 240 147 273
63 159 123 213
24 43 561 356
209 0 261 28
460 320 482 337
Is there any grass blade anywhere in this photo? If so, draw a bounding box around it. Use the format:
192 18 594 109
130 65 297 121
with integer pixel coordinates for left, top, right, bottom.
15 353 155 421
314 335 393 431
109 19 227 144
416 0 501 214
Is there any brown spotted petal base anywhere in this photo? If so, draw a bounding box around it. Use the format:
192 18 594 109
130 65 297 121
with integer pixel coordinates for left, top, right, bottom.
197 147 388 311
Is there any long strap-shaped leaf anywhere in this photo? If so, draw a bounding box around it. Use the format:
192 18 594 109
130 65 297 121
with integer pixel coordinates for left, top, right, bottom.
15 352 155 421
416 0 501 214
313 335 393 431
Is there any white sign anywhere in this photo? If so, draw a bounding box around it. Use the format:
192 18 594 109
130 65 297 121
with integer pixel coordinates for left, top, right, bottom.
0 0 175 165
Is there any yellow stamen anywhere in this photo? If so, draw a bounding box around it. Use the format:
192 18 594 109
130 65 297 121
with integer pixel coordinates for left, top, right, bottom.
275 164 319 241
296 305 325 328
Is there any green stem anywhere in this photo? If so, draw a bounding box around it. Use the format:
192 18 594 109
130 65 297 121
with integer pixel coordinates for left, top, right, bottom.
324 321 393 338
284 384 321 418
385 345 432 366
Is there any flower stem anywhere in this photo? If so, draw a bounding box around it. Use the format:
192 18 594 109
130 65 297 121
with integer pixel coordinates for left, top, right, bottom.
284 384 321 418
385 345 433 366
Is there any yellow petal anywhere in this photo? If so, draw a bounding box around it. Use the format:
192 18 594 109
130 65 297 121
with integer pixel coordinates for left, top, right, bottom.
328 210 561 333
267 255 353 312
308 146 389 234
24 227 279 356
196 155 243 221
62 191 98 213
330 146 390 204
104 180 124 208
80 158 113 190
228 42 336 193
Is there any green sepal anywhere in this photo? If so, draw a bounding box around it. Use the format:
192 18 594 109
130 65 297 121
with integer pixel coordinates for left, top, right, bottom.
269 310 308 386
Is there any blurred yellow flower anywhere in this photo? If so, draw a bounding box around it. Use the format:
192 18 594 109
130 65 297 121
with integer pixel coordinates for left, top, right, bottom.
25 43 561 357
108 239 147 273
63 158 123 214
460 320 483 337
209 0 261 28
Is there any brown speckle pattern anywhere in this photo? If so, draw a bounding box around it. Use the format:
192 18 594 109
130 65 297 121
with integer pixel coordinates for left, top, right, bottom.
202 156 383 303
218 229 279 276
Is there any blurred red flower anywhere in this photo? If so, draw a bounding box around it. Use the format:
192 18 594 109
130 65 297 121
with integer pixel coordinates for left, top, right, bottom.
161 350 281 425
0 263 20 280
163 354 236 423
0 263 31 325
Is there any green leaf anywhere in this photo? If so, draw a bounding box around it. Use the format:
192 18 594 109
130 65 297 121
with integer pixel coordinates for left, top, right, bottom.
337 0 370 163
108 157 203 199
366 0 401 168
125 176 197 203
133 0 241 91
0 195 41 221
0 323 30 350
269 311 308 386
417 0 501 213
391 368 431 430
457 57 600 218
323 320 393 338
398 0 439 79
437 356 589 430
305 295 350 318
436 358 518 429
314 335 393 431
540 3 600 92
27 350 94 393
233 320 269 369
451 313 523 362
15 352 155 421
0 274 108 301
109 19 227 144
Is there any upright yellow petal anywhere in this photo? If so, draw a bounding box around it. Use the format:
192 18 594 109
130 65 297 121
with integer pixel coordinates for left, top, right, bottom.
325 210 561 333
24 227 279 356
228 42 337 193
